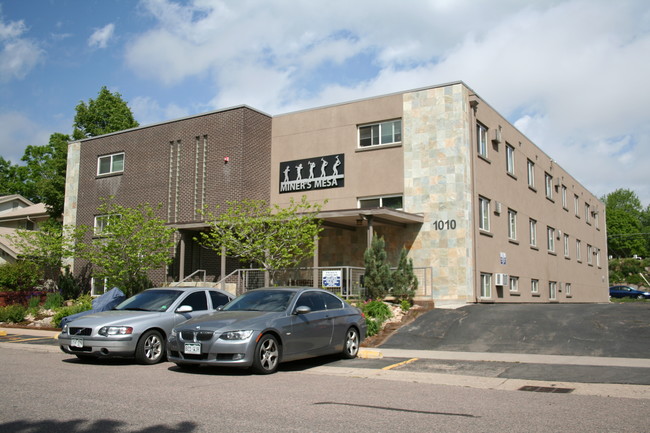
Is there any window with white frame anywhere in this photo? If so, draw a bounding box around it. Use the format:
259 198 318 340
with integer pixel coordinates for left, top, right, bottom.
545 173 553 199
587 244 593 265
596 248 601 267
94 214 121 236
574 194 580 216
576 239 582 262
585 203 591 224
564 233 570 258
97 152 124 175
359 195 403 210
508 209 517 240
527 159 535 188
477 123 488 158
359 119 402 147
480 273 492 298
565 283 572 296
561 185 567 209
479 196 490 231
509 276 519 292
531 279 539 294
529 218 537 247
547 226 556 252
91 277 108 296
549 281 557 300
506 144 515 175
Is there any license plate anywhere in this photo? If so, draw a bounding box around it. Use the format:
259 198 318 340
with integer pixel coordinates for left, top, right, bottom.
184 343 201 354
71 338 83 348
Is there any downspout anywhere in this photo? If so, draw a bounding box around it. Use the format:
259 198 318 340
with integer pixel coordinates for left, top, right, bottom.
469 96 480 303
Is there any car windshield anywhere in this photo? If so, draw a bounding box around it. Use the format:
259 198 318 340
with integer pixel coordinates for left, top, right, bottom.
223 290 295 312
114 290 183 312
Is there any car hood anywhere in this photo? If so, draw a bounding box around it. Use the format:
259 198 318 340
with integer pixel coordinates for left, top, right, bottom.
176 310 279 331
64 310 163 328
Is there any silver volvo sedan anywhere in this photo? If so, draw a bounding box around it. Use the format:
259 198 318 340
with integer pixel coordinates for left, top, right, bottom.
59 287 234 364
167 287 367 374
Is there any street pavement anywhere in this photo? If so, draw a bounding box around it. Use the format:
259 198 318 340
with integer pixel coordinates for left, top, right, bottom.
2 302 649 399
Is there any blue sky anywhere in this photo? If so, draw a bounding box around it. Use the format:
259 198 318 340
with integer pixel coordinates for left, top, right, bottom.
1 0 649 205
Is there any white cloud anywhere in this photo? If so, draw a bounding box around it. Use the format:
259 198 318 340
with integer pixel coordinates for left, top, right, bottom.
0 112 51 163
122 0 650 204
130 96 190 126
0 12 44 82
88 23 115 49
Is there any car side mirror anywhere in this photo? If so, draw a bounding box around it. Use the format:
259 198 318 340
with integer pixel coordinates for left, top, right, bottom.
216 306 224 311
176 305 193 313
294 305 311 315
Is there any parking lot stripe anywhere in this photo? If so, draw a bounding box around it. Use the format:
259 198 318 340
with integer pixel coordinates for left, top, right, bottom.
382 357 419 370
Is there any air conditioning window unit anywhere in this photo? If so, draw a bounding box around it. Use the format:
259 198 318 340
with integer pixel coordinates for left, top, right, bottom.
495 273 508 286
494 201 502 215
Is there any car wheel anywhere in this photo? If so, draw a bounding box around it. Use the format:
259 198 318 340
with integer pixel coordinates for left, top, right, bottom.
135 330 165 365
341 327 360 359
251 334 279 374
638 294 645 300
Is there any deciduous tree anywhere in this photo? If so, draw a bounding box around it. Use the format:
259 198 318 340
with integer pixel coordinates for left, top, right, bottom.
73 86 139 139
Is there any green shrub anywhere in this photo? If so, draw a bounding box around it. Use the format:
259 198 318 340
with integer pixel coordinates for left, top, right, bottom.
28 296 41 309
360 300 392 322
366 318 381 337
58 267 82 300
43 292 64 310
52 295 93 328
0 261 42 291
400 299 412 312
0 304 27 323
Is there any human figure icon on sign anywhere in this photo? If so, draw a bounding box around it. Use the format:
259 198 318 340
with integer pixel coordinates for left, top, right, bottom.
295 163 303 180
320 158 328 178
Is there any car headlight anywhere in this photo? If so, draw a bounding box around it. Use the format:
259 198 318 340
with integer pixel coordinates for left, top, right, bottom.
62 324 69 334
219 330 254 340
98 326 133 336
171 328 178 338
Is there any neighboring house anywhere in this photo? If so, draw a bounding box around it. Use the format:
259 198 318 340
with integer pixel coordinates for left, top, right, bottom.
63 81 609 304
0 195 49 265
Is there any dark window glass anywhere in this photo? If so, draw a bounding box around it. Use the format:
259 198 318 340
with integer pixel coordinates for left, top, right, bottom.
209 291 230 309
181 291 208 311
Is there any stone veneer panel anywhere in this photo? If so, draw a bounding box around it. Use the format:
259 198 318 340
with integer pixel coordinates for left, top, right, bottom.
403 84 474 301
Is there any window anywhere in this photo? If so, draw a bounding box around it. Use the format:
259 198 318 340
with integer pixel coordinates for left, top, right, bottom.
547 226 555 252
480 273 492 298
561 185 567 209
529 218 537 247
596 248 601 267
358 195 403 209
506 144 515 175
576 239 582 262
477 123 488 158
545 173 553 199
585 203 591 224
94 214 121 236
479 196 490 231
563 233 570 257
508 209 517 240
565 283 572 296
97 152 124 175
297 291 327 311
91 277 107 297
587 244 593 265
209 291 231 309
180 291 208 311
509 276 519 293
549 281 557 300
574 194 580 216
359 119 401 147
531 279 539 294
527 159 535 188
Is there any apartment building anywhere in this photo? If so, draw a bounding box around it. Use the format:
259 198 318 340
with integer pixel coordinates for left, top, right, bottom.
63 82 608 303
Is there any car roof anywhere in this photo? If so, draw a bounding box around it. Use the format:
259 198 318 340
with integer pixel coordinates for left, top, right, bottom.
145 286 232 294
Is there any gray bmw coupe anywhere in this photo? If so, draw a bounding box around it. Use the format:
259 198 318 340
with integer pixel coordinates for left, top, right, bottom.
167 287 367 374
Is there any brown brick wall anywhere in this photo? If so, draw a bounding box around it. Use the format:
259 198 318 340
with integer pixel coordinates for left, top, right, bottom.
73 107 272 286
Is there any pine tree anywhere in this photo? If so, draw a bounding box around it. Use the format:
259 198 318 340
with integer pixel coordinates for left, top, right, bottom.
392 247 418 301
363 234 391 299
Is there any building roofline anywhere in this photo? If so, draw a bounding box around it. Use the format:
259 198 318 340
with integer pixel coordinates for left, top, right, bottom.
71 104 272 144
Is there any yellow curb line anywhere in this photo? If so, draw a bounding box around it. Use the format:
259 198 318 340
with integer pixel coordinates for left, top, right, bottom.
382 357 419 371
0 330 6 336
